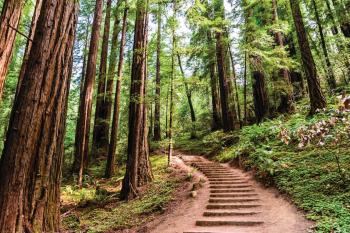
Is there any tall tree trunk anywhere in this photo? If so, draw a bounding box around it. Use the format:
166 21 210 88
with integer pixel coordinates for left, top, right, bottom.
207 34 222 131
177 53 196 138
290 0 326 114
168 0 176 166
15 0 43 99
0 0 78 231
209 57 222 130
251 57 269 123
74 0 104 187
272 0 293 113
0 0 25 101
216 31 235 131
106 0 128 178
311 0 337 91
214 0 236 131
165 82 170 138
120 0 152 200
92 0 113 158
243 50 248 124
153 2 162 141
228 45 242 125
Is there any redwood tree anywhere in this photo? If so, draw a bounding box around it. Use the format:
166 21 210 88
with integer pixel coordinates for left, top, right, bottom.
92 0 113 158
290 0 326 114
0 0 78 231
213 0 236 131
106 0 129 178
120 0 153 200
153 1 162 141
73 0 104 186
0 0 25 101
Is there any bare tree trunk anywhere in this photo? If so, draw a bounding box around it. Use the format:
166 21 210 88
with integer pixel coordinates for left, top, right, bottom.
311 0 337 91
177 53 196 138
216 31 236 131
0 1 78 231
168 0 176 166
153 1 162 141
15 0 43 99
209 58 222 130
106 0 128 178
228 45 242 125
165 82 169 138
243 50 248 124
74 0 104 187
0 0 25 101
290 0 326 114
120 0 152 200
214 0 236 131
92 0 113 159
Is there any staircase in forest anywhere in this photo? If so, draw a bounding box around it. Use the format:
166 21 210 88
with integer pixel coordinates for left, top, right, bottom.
183 159 264 233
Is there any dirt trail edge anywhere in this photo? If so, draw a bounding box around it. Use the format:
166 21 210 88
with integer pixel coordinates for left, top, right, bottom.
149 152 313 233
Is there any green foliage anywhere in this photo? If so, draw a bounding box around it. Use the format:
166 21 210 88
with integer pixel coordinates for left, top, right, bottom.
62 155 183 232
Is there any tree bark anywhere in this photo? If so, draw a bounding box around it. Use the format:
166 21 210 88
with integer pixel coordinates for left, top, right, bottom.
92 0 113 158
0 0 26 101
0 0 78 231
15 0 43 99
106 0 128 178
120 0 152 200
207 39 222 130
290 0 326 114
311 0 337 91
153 1 162 141
74 0 104 187
228 45 242 125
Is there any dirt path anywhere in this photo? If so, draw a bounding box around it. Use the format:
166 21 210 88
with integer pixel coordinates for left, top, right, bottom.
149 152 313 233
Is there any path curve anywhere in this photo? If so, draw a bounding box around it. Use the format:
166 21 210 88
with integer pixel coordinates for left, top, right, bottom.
150 153 313 233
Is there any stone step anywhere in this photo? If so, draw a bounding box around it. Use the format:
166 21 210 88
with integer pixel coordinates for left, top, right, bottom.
208 178 245 181
196 220 264 227
210 189 254 193
210 185 252 189
209 181 249 185
205 175 242 178
203 172 239 176
209 198 260 203
210 193 258 198
203 211 261 217
206 204 262 209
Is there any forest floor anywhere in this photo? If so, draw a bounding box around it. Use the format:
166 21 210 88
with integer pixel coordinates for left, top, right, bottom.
61 149 312 233
61 154 192 232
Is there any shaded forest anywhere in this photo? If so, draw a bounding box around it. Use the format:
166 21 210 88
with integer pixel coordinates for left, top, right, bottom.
0 0 349 232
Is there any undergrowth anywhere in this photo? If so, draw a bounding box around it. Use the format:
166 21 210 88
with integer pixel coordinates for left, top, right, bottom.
61 155 183 232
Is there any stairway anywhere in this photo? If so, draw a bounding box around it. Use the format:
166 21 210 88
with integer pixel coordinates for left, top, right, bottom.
183 159 264 233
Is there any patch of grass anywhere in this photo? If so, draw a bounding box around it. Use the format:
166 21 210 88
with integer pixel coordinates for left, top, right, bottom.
61 155 184 232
